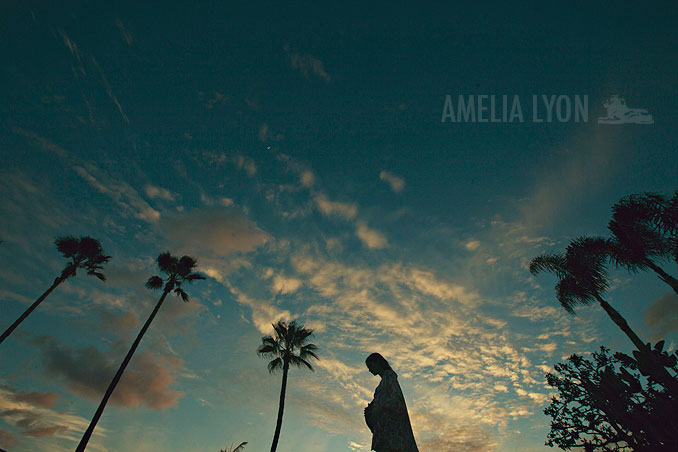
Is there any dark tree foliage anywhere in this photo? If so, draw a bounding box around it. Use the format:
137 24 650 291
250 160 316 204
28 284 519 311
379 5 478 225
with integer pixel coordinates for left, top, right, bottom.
545 344 678 451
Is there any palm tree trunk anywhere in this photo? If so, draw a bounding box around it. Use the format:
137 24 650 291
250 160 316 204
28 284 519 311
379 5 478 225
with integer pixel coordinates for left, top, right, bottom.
593 297 677 389
270 361 289 452
645 260 678 294
75 288 171 452
0 274 68 345
594 295 646 350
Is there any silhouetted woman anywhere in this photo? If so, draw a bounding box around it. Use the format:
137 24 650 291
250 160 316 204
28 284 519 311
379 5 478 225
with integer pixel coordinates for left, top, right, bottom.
364 353 419 452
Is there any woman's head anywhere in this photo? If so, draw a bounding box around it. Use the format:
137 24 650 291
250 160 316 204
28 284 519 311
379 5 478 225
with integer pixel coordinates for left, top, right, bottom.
365 353 392 376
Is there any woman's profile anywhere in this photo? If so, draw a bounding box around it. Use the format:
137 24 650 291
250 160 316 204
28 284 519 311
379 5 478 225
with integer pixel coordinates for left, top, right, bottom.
364 353 419 452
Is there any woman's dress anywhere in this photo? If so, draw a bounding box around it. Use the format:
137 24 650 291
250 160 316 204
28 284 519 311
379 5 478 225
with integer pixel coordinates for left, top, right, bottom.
366 369 419 452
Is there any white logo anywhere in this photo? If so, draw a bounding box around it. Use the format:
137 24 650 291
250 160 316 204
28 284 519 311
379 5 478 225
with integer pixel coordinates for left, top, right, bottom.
597 95 654 124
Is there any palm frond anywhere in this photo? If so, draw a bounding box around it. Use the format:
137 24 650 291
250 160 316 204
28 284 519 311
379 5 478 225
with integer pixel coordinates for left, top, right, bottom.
156 252 176 273
272 321 288 342
565 237 610 280
299 343 319 359
55 236 79 258
258 319 318 374
529 253 567 278
289 355 315 371
556 276 594 314
177 255 198 276
257 341 282 358
78 236 105 258
145 275 164 290
267 357 283 373
233 442 248 452
184 272 206 283
174 287 189 302
60 262 77 279
88 270 106 281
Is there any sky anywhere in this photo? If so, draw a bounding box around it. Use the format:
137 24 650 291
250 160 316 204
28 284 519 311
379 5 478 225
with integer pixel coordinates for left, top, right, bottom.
1 2 677 451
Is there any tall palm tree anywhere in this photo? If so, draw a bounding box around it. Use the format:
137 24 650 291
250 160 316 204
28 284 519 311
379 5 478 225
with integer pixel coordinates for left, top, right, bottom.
75 252 205 452
257 320 319 452
608 192 678 293
530 237 646 350
0 236 110 345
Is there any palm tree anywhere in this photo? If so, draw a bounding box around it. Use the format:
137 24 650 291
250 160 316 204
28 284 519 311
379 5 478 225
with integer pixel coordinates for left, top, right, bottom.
0 236 110 345
530 237 646 350
608 192 678 293
257 320 319 452
221 442 247 452
75 252 205 452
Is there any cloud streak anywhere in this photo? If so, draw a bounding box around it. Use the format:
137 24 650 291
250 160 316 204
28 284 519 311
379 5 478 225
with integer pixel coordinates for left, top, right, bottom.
28 336 185 410
284 44 331 81
379 170 405 193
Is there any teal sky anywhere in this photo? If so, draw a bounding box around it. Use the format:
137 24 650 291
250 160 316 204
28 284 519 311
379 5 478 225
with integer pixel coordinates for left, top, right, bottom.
1 2 677 451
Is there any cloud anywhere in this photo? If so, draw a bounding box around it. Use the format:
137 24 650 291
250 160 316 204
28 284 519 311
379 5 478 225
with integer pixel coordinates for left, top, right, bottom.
0 428 17 449
9 391 59 409
161 206 271 257
197 151 257 178
520 127 623 229
283 44 331 81
282 250 559 442
13 127 69 158
73 163 161 223
355 222 388 249
271 274 303 295
225 283 291 334
465 240 481 251
313 193 357 219
644 292 678 340
201 91 230 109
144 184 174 201
257 123 284 142
300 170 315 188
233 155 257 177
379 170 405 193
415 422 497 452
98 309 141 332
0 384 107 451
28 336 184 410
115 17 133 45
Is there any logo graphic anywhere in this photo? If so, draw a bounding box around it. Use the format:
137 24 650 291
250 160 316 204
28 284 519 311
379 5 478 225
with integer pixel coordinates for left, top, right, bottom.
597 95 654 124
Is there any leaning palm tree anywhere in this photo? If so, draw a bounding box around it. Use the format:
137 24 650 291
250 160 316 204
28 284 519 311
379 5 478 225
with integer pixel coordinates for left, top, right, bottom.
257 320 319 452
75 252 205 452
530 237 646 350
608 192 678 293
0 236 110 345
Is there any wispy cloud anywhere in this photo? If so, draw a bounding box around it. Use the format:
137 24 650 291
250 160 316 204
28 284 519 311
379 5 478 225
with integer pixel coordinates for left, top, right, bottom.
115 18 133 46
355 221 388 249
13 129 161 224
520 127 623 229
313 193 357 220
160 206 270 257
28 335 184 410
73 164 161 223
144 184 174 201
644 292 678 340
0 384 108 452
224 283 291 334
257 123 284 142
283 44 331 82
465 240 481 251
379 170 405 193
